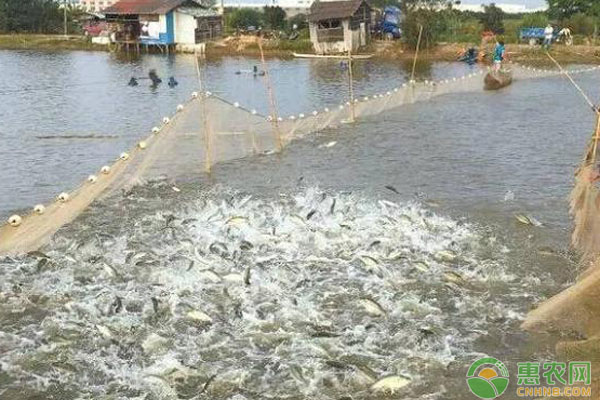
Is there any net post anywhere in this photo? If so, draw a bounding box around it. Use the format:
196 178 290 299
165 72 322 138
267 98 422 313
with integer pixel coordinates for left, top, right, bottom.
347 49 356 123
591 112 600 165
410 24 423 84
258 37 283 152
195 50 212 174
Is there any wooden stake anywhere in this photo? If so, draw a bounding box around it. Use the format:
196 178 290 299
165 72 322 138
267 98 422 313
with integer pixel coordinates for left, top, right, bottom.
195 50 212 174
258 37 283 152
410 24 423 84
591 112 600 165
347 49 356 123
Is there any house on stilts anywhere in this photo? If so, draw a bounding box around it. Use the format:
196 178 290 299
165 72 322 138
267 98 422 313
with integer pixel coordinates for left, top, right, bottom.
102 0 223 53
307 0 373 55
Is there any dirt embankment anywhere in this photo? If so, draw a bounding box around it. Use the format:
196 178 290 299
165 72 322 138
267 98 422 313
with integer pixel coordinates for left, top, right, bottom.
372 41 600 65
211 36 600 64
2 33 600 65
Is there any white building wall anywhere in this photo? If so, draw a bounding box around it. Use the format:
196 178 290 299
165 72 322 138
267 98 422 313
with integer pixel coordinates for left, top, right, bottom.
174 12 197 45
158 14 168 34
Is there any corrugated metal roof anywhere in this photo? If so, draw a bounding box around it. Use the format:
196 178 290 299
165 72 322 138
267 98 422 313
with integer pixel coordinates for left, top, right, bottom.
102 0 202 15
178 6 219 17
308 0 370 22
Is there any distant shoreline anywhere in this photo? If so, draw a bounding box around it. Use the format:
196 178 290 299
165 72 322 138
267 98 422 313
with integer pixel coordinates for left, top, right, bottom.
1 34 599 65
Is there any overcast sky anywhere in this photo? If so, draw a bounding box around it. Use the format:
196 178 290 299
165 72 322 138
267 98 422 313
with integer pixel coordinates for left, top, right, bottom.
459 0 546 9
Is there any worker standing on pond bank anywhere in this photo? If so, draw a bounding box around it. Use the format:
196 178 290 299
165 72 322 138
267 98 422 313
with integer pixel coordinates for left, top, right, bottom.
544 24 554 50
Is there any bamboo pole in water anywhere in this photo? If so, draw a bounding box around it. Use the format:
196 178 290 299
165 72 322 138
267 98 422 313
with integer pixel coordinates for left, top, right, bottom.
195 50 212 174
347 49 356 123
410 24 424 84
258 37 283 152
592 113 600 165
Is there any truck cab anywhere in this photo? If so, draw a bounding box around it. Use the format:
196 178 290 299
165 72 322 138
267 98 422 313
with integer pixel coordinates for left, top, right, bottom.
379 6 401 40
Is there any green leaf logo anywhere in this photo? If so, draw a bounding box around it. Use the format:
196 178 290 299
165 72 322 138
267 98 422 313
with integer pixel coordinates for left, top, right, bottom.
466 357 509 399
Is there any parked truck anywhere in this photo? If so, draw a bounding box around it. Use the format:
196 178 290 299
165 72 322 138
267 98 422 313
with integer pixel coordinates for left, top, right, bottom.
519 27 559 46
376 6 401 40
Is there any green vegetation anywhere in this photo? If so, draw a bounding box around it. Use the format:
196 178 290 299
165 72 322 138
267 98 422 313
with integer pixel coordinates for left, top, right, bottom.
479 3 505 34
401 0 600 48
225 8 263 31
0 34 105 51
263 6 287 30
0 0 82 34
401 0 454 49
224 6 306 33
547 0 600 20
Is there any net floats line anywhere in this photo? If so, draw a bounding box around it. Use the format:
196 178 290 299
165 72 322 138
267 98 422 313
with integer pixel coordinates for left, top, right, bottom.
0 69 504 256
0 93 196 255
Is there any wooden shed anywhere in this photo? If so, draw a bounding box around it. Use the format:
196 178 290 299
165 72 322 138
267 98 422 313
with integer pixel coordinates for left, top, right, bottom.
308 0 373 54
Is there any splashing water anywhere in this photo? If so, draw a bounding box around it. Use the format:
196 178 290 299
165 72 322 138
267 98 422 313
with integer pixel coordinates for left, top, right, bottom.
0 186 538 399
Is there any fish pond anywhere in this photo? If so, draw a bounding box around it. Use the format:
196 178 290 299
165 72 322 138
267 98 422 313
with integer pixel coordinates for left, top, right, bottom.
0 50 599 399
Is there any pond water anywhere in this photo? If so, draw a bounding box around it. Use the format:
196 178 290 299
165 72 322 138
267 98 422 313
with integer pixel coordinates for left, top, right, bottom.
0 49 599 399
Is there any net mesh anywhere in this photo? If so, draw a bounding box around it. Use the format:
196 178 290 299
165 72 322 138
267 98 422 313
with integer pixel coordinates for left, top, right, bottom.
1 63 599 256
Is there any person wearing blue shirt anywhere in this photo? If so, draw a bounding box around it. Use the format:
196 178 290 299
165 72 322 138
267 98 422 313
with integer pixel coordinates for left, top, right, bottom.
493 40 505 72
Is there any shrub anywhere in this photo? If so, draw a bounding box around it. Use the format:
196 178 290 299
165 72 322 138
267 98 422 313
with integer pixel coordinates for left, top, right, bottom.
225 8 263 31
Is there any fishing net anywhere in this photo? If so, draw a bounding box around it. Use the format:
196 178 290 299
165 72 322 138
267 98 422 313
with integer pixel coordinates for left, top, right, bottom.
1 63 599 256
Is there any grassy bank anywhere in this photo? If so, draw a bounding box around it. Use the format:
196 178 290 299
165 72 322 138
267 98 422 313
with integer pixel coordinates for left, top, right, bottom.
0 34 106 51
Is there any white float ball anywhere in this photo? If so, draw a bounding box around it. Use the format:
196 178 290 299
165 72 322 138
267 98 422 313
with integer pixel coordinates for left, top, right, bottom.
101 166 111 174
324 107 329 112
138 141 147 150
88 175 98 184
251 109 257 115
299 113 305 119
234 102 240 108
120 152 129 161
34 204 45 215
191 91 199 98
162 117 170 124
312 111 318 116
152 127 160 134
57 192 70 203
177 104 184 112
8 215 22 227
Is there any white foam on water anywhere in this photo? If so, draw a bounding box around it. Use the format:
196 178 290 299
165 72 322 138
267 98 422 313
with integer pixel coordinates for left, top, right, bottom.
0 187 540 399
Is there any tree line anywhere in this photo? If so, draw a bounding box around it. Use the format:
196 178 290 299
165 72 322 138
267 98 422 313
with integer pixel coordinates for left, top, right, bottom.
0 0 72 33
398 0 600 48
